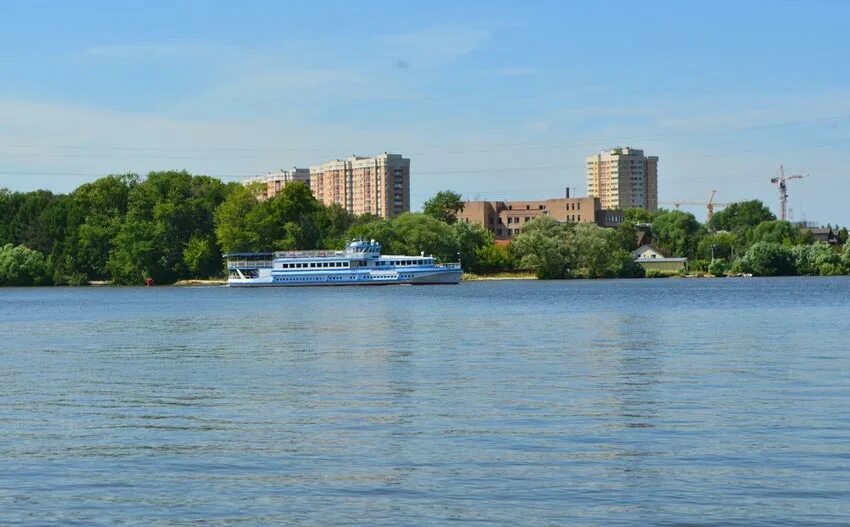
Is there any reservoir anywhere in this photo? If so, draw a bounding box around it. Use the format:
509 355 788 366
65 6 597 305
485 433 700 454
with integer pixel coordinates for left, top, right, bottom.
2 278 849 525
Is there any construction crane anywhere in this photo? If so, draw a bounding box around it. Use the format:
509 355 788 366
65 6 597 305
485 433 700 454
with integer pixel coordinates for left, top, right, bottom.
659 190 729 222
770 165 807 221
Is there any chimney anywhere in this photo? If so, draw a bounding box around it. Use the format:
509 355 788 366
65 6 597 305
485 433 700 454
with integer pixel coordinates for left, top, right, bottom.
565 187 571 199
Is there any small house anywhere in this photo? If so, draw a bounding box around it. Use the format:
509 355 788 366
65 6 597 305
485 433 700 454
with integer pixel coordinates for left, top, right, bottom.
631 244 688 272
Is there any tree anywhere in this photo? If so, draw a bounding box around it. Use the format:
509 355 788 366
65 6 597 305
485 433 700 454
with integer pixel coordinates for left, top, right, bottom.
842 244 850 272
215 185 261 253
0 244 51 286
616 220 640 252
511 217 570 279
752 220 802 246
793 243 842 276
623 207 657 223
838 227 849 246
315 203 356 250
737 242 796 276
651 210 703 258
384 213 458 261
451 221 492 272
423 191 464 224
69 174 138 280
183 235 220 278
696 231 737 261
565 223 643 278
473 243 515 274
709 200 775 232
108 171 229 284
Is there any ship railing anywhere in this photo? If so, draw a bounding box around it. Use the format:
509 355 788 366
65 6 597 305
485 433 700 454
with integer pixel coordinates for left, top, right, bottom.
273 250 347 259
438 262 462 270
225 259 273 269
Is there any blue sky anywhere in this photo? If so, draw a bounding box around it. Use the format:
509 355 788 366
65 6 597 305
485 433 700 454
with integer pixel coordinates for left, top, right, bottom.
2 0 849 224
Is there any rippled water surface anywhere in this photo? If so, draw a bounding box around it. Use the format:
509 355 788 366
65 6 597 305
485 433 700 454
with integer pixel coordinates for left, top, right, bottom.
2 278 850 525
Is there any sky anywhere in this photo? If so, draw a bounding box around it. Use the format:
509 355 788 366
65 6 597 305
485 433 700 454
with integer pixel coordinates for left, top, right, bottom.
1 0 849 224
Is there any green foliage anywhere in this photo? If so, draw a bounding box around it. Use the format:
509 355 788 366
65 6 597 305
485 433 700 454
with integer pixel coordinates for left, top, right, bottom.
566 223 625 278
792 243 842 276
183 236 220 278
215 184 260 253
70 174 138 280
451 221 493 272
651 210 703 258
842 243 850 271
511 219 643 279
623 208 657 223
696 231 737 261
709 200 775 232
708 259 730 277
4 176 849 287
752 220 803 246
0 244 51 286
380 213 457 261
738 242 796 276
422 190 464 224
616 220 640 252
108 171 229 284
510 217 570 279
645 269 675 279
216 181 327 255
473 243 515 274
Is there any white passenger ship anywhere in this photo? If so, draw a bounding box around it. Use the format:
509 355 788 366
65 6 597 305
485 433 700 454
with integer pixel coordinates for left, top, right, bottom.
225 240 462 287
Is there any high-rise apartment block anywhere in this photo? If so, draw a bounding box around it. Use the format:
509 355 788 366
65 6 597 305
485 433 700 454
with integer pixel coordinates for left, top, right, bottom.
310 153 410 218
244 152 410 218
586 147 658 211
245 168 311 200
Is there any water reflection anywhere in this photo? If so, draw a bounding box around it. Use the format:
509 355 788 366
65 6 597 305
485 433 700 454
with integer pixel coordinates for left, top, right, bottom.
2 279 850 525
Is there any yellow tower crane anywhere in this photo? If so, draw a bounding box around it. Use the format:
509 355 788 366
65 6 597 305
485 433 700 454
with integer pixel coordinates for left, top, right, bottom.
659 190 729 223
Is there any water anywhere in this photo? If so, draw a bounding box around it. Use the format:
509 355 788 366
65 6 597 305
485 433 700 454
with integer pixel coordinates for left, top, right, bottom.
2 278 850 526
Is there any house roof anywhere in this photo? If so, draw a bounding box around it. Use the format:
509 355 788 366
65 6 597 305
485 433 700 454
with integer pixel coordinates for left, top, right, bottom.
631 244 667 258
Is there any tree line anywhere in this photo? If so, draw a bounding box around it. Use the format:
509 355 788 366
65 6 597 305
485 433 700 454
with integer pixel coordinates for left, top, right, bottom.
0 173 500 285
2 171 849 285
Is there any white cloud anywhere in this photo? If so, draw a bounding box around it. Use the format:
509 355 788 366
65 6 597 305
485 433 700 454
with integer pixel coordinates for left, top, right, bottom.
76 41 241 62
381 27 491 68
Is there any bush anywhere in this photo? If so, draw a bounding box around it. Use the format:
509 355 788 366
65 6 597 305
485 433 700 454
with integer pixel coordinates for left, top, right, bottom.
0 244 52 286
645 269 674 278
473 243 515 274
793 243 841 276
708 259 730 277
738 242 796 276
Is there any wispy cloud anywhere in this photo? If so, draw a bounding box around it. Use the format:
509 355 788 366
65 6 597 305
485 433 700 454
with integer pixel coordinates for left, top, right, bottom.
491 67 539 77
78 41 237 61
381 27 491 68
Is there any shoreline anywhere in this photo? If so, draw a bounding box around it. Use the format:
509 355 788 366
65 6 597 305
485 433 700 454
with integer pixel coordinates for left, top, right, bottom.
462 272 537 281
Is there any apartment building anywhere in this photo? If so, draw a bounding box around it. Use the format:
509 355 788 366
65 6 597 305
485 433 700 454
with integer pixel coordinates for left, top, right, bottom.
586 147 658 211
244 167 310 200
458 195 601 241
310 153 410 218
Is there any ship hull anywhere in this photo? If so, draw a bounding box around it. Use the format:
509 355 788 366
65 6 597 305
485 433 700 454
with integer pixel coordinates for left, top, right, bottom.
227 268 462 287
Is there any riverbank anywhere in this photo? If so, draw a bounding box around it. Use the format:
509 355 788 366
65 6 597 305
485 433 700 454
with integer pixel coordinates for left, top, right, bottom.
462 272 537 281
173 279 227 286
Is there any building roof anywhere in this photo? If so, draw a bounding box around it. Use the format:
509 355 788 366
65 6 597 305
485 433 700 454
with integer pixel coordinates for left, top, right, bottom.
631 244 687 263
631 244 666 258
